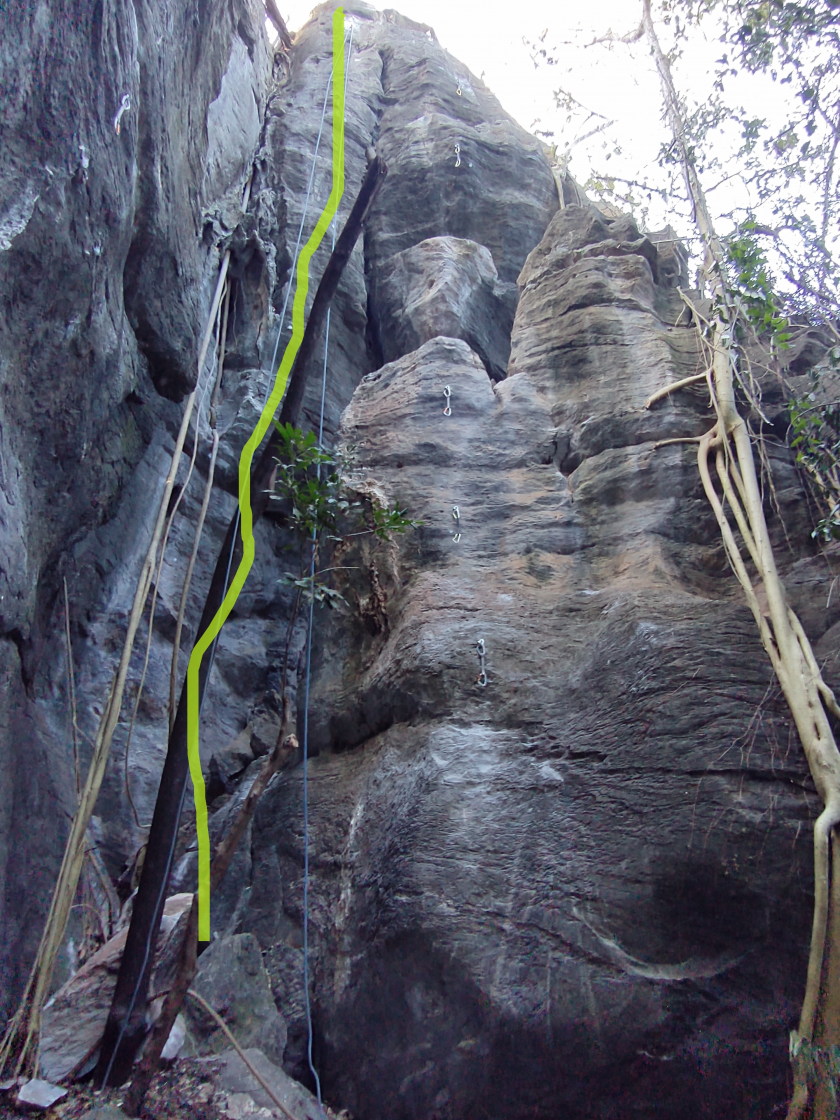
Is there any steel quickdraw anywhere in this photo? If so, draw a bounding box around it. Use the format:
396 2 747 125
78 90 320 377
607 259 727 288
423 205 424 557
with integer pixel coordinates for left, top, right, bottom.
443 385 452 416
452 505 461 543
476 638 487 687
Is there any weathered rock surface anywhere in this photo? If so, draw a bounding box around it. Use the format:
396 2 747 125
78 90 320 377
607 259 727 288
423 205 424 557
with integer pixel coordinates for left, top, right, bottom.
1 0 833 1118
79 1107 130 1120
216 1047 322 1120
15 1078 68 1110
185 934 287 1064
0 0 559 947
372 236 517 380
240 202 829 1119
262 943 308 1082
0 0 272 1016
38 894 193 1083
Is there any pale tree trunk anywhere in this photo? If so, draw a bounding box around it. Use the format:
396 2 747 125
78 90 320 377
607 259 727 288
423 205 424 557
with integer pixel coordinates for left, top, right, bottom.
641 3 840 1116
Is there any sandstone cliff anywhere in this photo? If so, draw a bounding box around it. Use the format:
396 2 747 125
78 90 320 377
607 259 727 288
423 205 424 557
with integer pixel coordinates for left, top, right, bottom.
0 2 834 1118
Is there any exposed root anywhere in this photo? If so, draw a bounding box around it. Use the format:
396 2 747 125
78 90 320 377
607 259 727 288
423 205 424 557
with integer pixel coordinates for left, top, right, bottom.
804 806 840 1039
167 277 231 727
168 433 220 729
645 370 710 409
715 450 762 571
124 290 226 822
698 409 840 1119
813 832 840 1119
651 435 705 449
62 578 80 801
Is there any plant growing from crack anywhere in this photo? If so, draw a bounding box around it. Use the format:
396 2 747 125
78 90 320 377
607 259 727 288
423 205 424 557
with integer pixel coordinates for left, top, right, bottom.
270 419 419 613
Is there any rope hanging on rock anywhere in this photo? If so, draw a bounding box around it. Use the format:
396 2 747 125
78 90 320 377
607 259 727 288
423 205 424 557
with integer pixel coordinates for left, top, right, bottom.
299 17 354 1115
267 46 340 382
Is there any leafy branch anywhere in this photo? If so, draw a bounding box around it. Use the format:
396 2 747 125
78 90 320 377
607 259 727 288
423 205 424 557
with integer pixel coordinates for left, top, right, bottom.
270 421 421 608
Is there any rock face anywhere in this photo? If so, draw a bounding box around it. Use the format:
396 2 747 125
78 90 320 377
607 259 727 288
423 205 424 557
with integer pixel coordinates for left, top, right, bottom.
0 0 272 1020
186 934 287 1064
216 1046 323 1120
0 2 834 1119
373 236 517 380
38 894 193 1082
243 203 828 1119
0 0 557 1009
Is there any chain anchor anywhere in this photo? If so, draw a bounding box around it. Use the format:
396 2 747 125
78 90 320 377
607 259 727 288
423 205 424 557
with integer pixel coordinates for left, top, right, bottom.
476 638 487 687
443 385 452 416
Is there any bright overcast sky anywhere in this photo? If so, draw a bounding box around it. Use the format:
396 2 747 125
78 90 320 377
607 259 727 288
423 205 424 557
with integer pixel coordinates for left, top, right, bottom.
273 0 789 242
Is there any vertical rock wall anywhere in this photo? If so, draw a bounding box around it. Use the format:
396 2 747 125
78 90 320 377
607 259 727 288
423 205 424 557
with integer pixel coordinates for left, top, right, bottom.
247 204 831 1117
1 2 834 1118
0 0 559 1041
0 0 272 1015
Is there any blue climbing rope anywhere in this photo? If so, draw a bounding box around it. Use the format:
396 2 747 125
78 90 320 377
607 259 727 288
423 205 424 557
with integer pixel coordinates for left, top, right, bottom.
300 21 354 1111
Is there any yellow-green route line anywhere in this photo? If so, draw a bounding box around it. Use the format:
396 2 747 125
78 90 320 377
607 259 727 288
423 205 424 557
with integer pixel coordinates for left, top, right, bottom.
187 7 346 942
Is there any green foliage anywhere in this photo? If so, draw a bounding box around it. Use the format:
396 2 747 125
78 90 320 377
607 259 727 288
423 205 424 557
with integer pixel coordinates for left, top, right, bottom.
369 501 418 540
278 572 347 609
270 422 351 539
679 0 840 322
788 362 840 540
719 226 840 545
729 2 840 73
723 222 792 345
271 421 420 607
532 1 839 549
660 2 840 543
531 1 839 320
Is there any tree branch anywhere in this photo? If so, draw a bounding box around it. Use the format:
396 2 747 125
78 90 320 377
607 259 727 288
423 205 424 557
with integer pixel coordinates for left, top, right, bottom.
645 371 711 409
585 20 644 48
263 0 293 50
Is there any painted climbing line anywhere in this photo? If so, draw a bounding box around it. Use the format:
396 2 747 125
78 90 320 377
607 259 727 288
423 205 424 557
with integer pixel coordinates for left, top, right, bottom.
186 7 347 942
206 21 350 707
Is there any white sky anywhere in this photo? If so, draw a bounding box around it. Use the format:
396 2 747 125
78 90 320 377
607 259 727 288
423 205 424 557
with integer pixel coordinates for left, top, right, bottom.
272 0 791 243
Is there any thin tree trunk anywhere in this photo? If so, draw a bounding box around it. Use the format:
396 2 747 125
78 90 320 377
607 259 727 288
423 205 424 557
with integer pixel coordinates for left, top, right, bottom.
263 0 293 50
122 723 297 1116
95 157 386 1088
